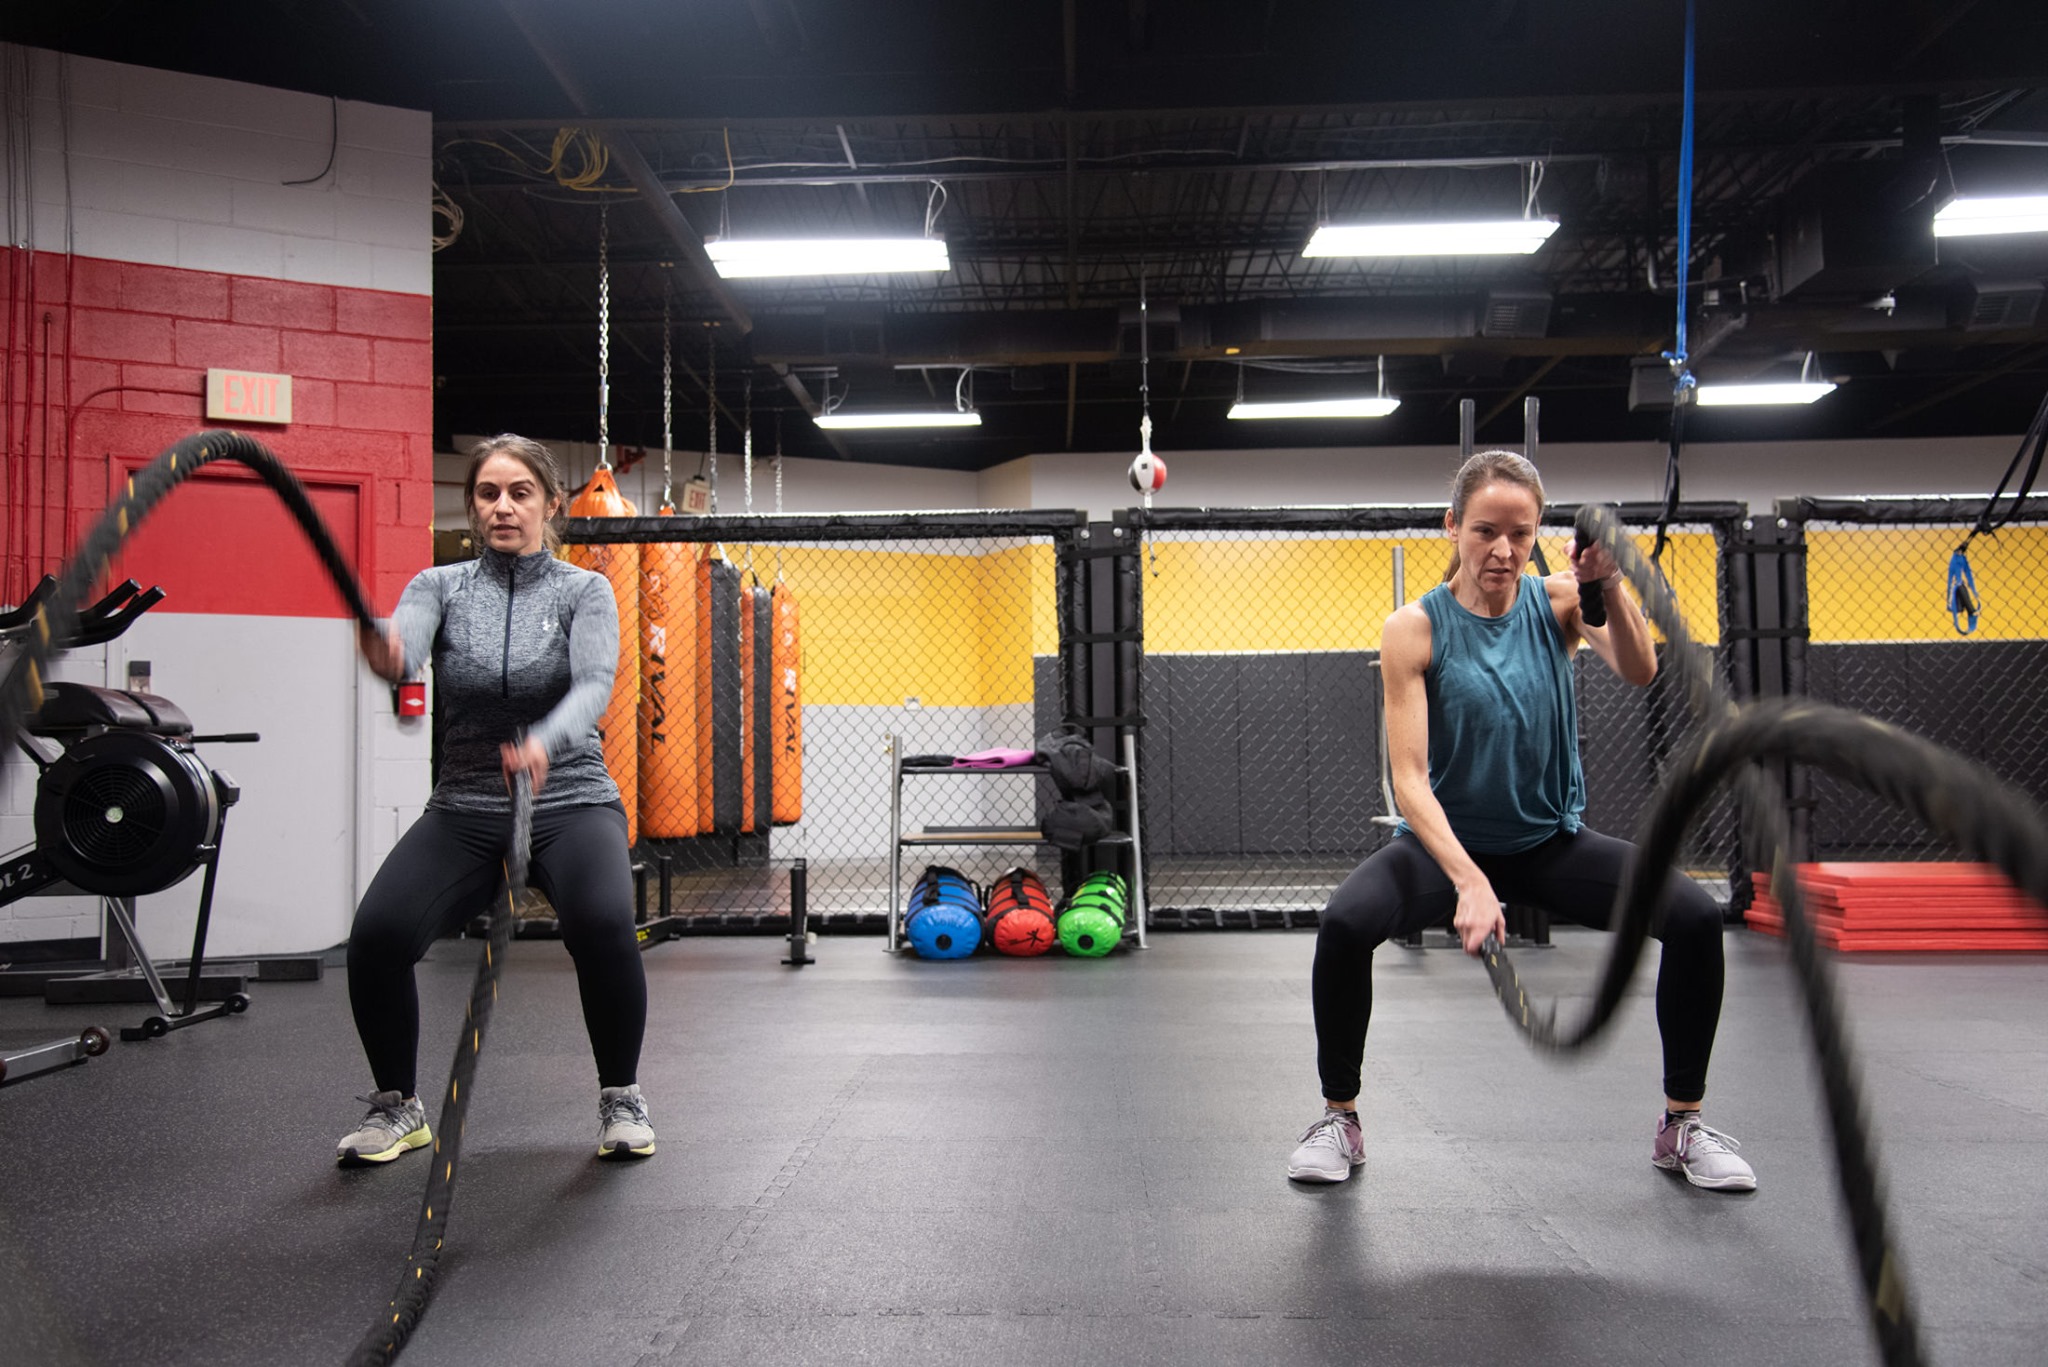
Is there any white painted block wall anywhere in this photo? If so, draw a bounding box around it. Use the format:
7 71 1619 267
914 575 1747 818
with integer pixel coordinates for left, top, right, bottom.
21 47 430 293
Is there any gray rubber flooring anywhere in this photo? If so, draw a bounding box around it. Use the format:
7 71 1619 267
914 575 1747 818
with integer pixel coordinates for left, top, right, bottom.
1 928 2044 1367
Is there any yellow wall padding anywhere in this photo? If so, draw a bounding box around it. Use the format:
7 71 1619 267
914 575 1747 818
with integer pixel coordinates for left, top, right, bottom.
565 469 638 845
770 582 803 824
1807 527 2048 643
719 543 1053 708
1141 530 1722 654
638 528 699 839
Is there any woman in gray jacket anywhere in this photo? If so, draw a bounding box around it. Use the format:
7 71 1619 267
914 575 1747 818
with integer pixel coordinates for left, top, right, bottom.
338 434 654 1165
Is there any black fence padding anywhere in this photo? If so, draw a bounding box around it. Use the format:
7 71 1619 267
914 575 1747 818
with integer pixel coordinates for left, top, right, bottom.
751 584 773 833
1305 654 1381 855
710 560 743 833
1239 654 1310 853
1163 655 1240 854
1805 640 2048 858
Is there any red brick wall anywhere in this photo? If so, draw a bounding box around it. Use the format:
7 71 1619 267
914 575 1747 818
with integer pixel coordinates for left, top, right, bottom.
1 249 432 615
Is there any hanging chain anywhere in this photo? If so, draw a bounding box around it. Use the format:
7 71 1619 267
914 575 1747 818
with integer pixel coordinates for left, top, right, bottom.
742 376 755 576
774 411 785 582
706 325 718 515
1139 260 1157 575
596 203 611 469
660 280 673 508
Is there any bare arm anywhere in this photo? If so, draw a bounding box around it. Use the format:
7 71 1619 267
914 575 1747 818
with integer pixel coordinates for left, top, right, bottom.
1382 603 1506 955
1555 535 1657 686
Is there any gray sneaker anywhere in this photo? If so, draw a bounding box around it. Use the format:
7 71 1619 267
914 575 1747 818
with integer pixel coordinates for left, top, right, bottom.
336 1090 431 1167
1653 1112 1756 1191
1287 1107 1365 1183
597 1084 657 1160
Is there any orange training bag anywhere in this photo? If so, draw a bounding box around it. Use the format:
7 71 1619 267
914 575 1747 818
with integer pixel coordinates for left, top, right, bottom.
565 467 639 845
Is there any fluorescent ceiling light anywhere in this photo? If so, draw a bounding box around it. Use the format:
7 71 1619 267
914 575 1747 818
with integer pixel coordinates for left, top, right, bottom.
1228 397 1402 419
1303 218 1559 257
705 237 951 278
1932 195 2048 237
813 410 982 429
1694 381 1838 407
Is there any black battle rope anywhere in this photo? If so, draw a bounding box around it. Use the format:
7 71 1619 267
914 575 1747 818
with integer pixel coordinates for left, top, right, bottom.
0 430 515 1366
346 771 527 1367
1480 506 2048 1367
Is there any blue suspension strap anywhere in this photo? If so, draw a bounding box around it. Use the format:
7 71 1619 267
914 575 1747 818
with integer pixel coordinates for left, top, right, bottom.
1949 385 2048 634
1652 0 1699 564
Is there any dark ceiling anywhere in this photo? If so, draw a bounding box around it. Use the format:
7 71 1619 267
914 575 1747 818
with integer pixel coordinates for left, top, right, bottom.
10 1 2048 470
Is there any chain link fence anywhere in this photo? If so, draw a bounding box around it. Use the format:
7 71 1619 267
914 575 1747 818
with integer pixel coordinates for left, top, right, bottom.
553 510 1082 930
1778 495 2048 863
1125 504 1751 929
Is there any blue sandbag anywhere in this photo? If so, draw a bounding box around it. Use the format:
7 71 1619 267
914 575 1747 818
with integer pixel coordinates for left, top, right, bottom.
906 866 983 960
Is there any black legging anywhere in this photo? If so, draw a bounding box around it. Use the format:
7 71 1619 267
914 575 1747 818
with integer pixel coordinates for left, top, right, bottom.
1313 827 1724 1105
347 802 645 1096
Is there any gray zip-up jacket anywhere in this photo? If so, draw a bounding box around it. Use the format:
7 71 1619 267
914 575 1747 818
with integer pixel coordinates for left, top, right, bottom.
391 547 621 813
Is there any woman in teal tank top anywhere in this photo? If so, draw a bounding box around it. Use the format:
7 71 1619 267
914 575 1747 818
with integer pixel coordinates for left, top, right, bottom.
1286 452 1756 1195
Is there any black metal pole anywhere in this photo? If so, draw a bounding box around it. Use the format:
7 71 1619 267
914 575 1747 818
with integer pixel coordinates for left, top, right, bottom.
1059 529 1092 730
1112 510 1143 895
783 858 811 967
179 812 229 1017
1777 501 1814 862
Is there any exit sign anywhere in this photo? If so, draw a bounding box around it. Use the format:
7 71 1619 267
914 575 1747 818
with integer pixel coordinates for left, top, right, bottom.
206 368 293 425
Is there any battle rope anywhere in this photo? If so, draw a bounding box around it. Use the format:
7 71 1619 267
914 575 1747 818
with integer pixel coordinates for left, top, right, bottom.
0 430 518 1366
1482 505 2048 1367
346 771 527 1366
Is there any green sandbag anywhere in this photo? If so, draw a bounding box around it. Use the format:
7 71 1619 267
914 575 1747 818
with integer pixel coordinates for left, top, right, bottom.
1058 889 1125 957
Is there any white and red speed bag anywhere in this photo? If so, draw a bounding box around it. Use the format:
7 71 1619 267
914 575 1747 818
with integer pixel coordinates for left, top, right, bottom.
1128 451 1167 494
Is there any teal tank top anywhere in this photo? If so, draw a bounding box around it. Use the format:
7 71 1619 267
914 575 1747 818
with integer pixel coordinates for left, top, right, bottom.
1406 577 1584 853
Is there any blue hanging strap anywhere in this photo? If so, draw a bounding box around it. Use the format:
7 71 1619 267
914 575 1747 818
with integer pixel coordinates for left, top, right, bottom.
1651 0 1697 565
1947 549 1980 635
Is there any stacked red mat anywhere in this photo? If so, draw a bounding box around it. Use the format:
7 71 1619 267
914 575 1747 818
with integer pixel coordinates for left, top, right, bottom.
1747 863 2048 952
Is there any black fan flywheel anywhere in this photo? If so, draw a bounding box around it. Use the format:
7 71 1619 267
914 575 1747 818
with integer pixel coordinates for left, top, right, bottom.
33 729 220 896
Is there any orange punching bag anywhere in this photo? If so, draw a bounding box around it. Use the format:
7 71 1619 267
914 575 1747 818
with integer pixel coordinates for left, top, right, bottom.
638 513 699 838
770 581 803 823
695 551 717 834
566 467 639 846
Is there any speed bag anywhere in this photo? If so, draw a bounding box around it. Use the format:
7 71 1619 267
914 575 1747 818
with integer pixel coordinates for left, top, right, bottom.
1058 871 1128 958
566 468 639 845
983 867 1057 956
905 866 982 960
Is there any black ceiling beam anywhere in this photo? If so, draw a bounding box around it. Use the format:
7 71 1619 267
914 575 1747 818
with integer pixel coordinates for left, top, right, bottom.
499 0 754 338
